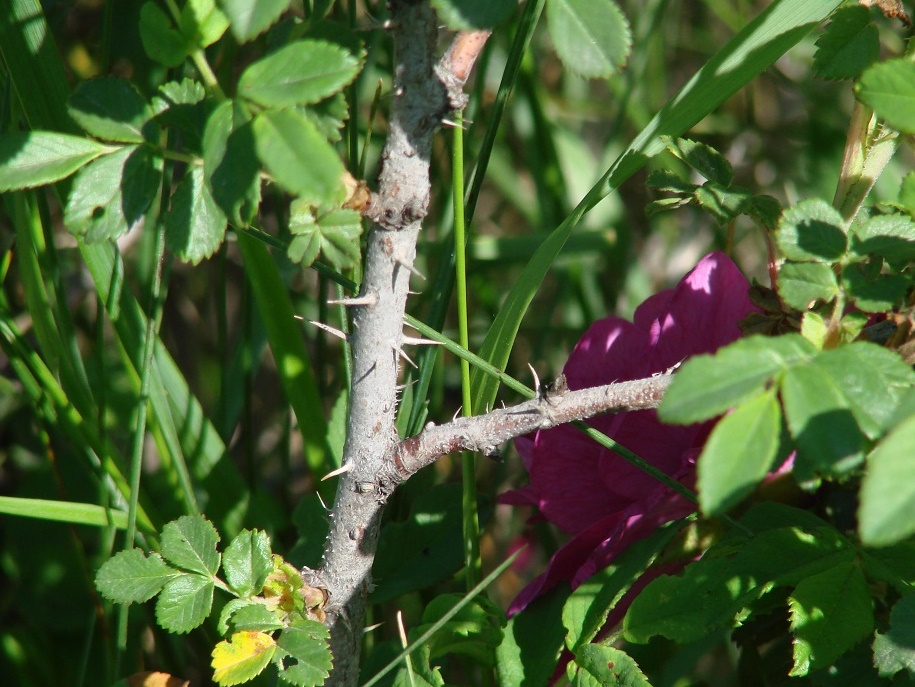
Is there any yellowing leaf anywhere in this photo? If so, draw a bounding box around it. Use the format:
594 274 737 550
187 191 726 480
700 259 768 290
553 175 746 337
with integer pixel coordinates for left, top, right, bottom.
211 631 277 686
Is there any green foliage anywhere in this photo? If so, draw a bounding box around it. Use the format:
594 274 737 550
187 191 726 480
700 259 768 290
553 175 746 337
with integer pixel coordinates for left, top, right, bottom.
570 644 651 686
430 0 517 30
96 515 331 684
546 0 632 79
856 58 915 134
814 5 879 80
0 132 111 190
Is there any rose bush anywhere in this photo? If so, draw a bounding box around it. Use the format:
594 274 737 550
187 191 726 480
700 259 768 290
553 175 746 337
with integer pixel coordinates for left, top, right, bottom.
501 251 760 613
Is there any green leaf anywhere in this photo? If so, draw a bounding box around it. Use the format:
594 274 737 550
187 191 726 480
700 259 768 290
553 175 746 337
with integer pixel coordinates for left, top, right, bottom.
787 561 874 676
430 0 517 30
274 620 333 686
165 166 227 264
471 0 845 412
253 108 342 204
850 212 915 263
152 79 211 152
777 260 840 309
546 0 631 78
842 262 907 312
64 145 163 242
572 644 650 687
288 205 362 269
68 77 155 143
155 573 215 633
812 343 915 439
660 334 815 424
225 603 285 633
392 645 445 687
873 595 915 677
212 631 277 686
180 0 229 48
95 549 179 604
664 137 733 185
202 99 261 226
813 5 878 80
562 521 684 650
300 94 349 143
140 1 192 67
780 364 867 482
416 595 504 667
497 586 570 687
238 40 360 108
776 199 848 262
697 390 781 517
900 171 915 216
223 529 273 597
859 415 915 547
0 131 111 191
372 484 464 603
219 0 290 42
856 58 915 134
623 523 854 644
160 514 222 575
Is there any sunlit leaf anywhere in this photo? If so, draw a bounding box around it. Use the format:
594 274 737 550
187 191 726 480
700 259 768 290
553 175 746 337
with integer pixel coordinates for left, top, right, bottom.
547 0 631 78
0 131 110 191
212 632 277 686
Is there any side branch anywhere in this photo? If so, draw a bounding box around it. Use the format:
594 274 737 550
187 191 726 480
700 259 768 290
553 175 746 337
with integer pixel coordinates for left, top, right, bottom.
387 374 673 482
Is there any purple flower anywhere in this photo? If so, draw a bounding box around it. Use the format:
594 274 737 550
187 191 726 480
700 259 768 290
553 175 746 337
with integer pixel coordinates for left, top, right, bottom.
501 252 758 614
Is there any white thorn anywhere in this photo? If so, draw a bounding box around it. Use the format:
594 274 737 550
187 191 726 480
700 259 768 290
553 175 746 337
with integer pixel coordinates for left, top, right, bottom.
392 343 417 368
453 405 463 422
322 463 354 481
396 610 409 649
310 320 348 341
396 259 426 280
363 622 384 634
402 335 442 347
528 363 542 394
440 117 470 130
317 492 330 511
328 292 378 307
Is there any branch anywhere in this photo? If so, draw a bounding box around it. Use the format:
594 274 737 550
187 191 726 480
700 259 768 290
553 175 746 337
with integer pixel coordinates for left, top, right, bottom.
386 374 673 483
314 5 490 686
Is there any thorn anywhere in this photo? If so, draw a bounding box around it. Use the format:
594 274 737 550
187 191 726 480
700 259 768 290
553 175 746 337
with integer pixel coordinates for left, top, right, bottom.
441 117 470 130
453 406 463 422
328 292 378 307
322 463 353 481
395 258 425 280
317 492 330 511
363 622 384 634
395 379 417 392
396 611 409 650
310 320 348 341
392 343 417 368
402 335 442 347
407 289 421 296
528 363 542 394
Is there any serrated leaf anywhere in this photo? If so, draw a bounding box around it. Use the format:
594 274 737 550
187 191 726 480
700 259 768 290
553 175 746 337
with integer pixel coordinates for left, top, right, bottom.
212 631 277 686
697 389 781 517
873 595 915 677
430 0 516 30
850 213 915 263
563 522 683 650
842 262 907 312
856 58 915 134
695 182 750 224
787 561 873 676
777 260 840 309
224 529 273 597
64 145 162 242
95 549 179 604
859 415 915 547
152 79 211 152
300 93 349 143
781 363 867 482
238 40 360 108
776 199 848 262
160 514 221 575
0 131 110 191
646 168 696 195
180 0 229 48
156 573 215 634
253 108 342 203
68 77 155 143
744 194 782 228
812 343 915 438
813 5 878 80
664 137 734 186
659 334 815 424
547 0 631 79
165 166 227 264
274 620 333 686
623 524 854 645
416 595 505 667
227 603 285 633
497 586 570 687
219 0 290 42
140 1 192 67
572 644 650 687
203 99 261 226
